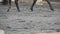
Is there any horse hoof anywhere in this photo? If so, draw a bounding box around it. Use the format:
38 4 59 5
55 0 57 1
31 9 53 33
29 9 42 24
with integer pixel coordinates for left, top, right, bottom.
7 10 9 12
18 10 20 12
7 11 9 12
7 26 11 29
50 8 54 11
30 8 33 11
51 9 54 11
18 11 21 12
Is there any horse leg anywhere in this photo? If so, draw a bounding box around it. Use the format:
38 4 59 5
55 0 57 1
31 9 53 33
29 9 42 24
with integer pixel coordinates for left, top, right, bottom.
15 0 20 12
7 0 11 12
46 0 54 11
30 0 37 11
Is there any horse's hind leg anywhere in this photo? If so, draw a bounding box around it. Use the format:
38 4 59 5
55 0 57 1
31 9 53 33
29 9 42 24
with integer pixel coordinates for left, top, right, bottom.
15 0 20 12
7 0 11 12
46 0 54 11
30 0 37 11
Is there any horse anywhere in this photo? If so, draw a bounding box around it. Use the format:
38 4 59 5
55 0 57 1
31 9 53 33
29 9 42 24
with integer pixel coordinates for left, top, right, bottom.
7 0 54 12
30 0 54 11
7 0 20 12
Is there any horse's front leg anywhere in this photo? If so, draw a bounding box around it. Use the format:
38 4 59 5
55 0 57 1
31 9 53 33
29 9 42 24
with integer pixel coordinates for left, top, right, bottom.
46 0 54 11
7 0 11 12
30 0 37 11
15 0 20 12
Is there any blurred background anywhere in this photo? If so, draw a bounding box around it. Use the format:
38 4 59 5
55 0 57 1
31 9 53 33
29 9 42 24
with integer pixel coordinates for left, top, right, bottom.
0 0 60 5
